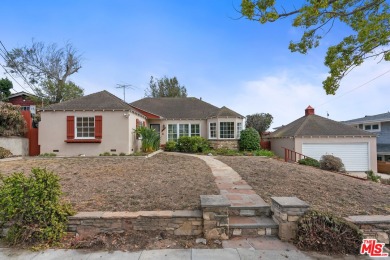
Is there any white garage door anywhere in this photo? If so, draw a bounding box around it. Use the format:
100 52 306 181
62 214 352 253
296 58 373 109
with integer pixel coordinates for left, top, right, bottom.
302 143 369 172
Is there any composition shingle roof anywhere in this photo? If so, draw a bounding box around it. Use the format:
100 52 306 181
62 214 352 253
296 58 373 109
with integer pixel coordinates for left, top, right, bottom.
343 112 390 124
130 97 244 119
271 114 375 138
42 91 132 111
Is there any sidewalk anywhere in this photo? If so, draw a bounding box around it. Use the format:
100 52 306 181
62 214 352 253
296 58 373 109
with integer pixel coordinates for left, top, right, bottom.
0 247 316 260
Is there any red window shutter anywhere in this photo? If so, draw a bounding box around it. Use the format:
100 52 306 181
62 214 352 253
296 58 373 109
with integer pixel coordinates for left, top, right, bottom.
95 115 102 139
136 119 139 127
143 121 146 127
67 116 75 139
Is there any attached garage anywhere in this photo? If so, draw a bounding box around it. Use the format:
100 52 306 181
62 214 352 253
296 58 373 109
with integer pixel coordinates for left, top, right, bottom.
302 143 369 171
269 106 377 172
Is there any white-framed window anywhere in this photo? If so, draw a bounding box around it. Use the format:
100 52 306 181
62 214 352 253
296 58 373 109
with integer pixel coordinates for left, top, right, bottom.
209 123 216 139
168 124 178 142
220 122 234 139
364 123 380 132
76 117 95 138
168 123 200 141
179 124 189 137
237 122 242 138
191 124 200 136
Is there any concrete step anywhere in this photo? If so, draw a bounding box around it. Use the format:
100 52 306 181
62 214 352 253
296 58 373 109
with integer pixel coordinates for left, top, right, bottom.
229 216 278 237
226 194 271 216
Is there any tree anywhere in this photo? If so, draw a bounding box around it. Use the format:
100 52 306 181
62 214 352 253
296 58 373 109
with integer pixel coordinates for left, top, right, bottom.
245 113 273 139
145 76 187 97
4 40 83 103
240 0 390 94
37 80 84 105
0 78 12 101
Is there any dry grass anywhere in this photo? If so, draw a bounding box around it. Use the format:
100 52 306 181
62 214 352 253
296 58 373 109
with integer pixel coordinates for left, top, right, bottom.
0 153 219 212
217 156 390 217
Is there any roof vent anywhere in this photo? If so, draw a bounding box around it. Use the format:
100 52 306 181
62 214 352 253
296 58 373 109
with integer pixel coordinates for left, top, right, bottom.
305 105 315 116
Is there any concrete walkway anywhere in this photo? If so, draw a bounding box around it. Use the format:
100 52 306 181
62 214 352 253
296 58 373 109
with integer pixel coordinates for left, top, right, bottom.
188 154 269 209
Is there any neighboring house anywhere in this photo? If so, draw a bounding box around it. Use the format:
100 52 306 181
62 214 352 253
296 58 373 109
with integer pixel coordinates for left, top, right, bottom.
39 91 244 156
343 112 390 162
7 91 38 112
269 106 377 172
129 97 244 149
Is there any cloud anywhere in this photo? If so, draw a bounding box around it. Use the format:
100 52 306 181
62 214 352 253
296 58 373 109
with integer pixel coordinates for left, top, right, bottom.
231 59 390 130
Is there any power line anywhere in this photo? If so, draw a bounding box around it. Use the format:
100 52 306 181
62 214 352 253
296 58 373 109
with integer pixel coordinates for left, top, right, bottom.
0 40 37 93
317 69 390 108
0 62 34 94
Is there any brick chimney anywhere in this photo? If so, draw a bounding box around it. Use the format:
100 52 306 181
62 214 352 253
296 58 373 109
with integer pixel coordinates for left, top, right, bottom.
305 105 315 116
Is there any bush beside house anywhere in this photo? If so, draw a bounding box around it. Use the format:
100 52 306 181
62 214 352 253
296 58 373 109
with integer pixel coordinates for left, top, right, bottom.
239 127 260 151
0 102 27 137
320 155 345 172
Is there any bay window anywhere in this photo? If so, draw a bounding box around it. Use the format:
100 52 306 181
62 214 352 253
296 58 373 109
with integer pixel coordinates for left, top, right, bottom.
220 122 234 139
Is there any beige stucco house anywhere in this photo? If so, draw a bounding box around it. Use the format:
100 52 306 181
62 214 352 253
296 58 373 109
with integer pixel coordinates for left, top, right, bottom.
269 106 377 172
130 97 244 149
39 91 244 156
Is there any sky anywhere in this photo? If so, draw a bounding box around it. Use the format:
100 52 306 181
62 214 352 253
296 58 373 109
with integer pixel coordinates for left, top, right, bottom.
1 0 389 129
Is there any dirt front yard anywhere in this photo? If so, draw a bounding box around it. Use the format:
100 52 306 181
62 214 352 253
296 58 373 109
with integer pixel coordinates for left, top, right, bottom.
0 153 219 212
217 156 390 217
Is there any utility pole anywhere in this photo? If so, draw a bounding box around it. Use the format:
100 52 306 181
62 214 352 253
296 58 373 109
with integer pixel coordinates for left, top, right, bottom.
116 84 135 102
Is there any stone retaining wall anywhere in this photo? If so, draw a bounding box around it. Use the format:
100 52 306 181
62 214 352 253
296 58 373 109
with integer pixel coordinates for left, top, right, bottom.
208 140 239 150
67 210 203 239
271 197 310 242
346 215 390 245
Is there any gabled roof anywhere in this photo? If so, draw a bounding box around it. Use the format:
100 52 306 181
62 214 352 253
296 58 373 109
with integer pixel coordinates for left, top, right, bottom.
208 106 244 118
42 90 132 111
271 114 375 138
8 91 36 99
130 97 243 119
343 112 390 124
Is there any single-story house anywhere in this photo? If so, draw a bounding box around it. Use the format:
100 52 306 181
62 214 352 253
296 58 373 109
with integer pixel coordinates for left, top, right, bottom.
269 106 377 172
39 91 244 156
130 97 244 149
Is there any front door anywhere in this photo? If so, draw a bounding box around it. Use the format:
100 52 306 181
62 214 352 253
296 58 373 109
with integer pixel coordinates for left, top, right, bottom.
150 124 160 135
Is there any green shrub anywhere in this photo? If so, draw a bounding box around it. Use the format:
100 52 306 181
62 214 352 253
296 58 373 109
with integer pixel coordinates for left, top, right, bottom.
295 210 363 254
39 153 56 157
365 170 381 182
99 152 111 156
134 126 160 152
239 127 260 151
253 149 274 157
298 157 320 168
176 136 209 153
164 141 177 152
319 155 345 172
119 152 127 156
0 168 74 246
0 147 12 159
